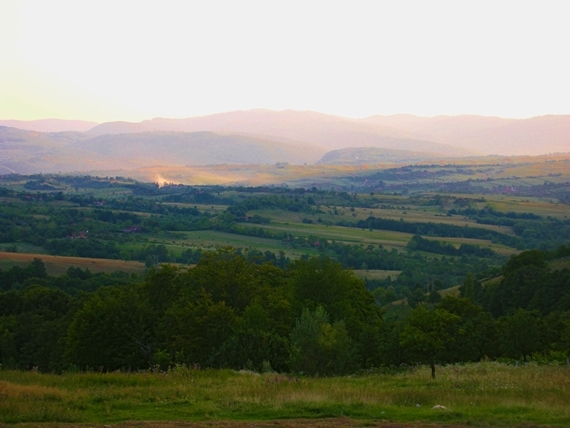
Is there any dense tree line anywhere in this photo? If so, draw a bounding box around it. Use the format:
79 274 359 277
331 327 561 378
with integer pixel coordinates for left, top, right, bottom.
1 249 569 376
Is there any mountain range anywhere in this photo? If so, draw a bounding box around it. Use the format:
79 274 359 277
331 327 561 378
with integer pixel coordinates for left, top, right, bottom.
1 110 569 175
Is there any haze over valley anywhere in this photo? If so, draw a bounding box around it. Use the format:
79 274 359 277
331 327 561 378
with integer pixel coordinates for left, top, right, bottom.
2 110 569 182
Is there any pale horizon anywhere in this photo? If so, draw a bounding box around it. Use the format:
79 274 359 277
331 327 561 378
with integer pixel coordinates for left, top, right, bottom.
3 109 570 126
2 1 569 123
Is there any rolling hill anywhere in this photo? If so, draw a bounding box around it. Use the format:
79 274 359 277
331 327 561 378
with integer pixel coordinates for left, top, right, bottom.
86 110 475 157
362 114 570 156
0 127 326 174
2 110 569 177
0 119 98 133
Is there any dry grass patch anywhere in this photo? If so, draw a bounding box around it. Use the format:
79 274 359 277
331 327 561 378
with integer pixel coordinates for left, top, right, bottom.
0 252 145 275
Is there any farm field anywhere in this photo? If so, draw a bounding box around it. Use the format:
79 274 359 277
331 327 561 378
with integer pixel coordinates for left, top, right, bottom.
0 363 569 427
251 221 413 249
0 252 146 275
237 214 514 255
146 230 320 260
249 205 516 235
353 269 401 280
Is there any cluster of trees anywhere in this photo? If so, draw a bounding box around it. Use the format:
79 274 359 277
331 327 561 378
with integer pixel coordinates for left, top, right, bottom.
0 253 382 374
1 248 569 377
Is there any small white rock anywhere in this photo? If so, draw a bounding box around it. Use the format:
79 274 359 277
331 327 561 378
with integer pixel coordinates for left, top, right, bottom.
433 405 447 409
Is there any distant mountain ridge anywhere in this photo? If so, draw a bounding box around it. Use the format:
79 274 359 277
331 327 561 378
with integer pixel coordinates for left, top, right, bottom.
362 114 570 155
0 126 325 174
0 119 98 133
85 110 570 156
86 110 474 157
1 110 569 176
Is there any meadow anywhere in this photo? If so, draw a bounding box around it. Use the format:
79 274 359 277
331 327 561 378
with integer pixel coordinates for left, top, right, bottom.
1 363 569 427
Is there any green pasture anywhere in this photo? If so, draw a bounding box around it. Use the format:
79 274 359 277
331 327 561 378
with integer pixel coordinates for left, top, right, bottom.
247 211 516 254
255 221 412 250
353 269 401 281
163 202 229 214
0 242 47 254
251 206 515 236
484 197 570 218
422 236 517 256
1 363 569 426
146 230 319 260
550 257 570 271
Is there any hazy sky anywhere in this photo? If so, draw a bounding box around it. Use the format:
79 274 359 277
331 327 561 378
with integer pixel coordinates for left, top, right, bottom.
1 0 569 122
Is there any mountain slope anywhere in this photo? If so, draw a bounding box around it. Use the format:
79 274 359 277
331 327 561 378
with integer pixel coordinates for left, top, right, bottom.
0 127 325 174
73 131 325 165
87 110 474 157
362 114 570 155
317 147 452 165
0 119 99 133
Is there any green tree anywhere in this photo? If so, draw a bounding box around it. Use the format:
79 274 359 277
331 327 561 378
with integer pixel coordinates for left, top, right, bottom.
161 291 236 365
437 296 498 361
498 308 546 362
408 287 425 308
66 285 155 371
288 256 382 367
400 305 461 378
559 318 570 366
288 306 356 376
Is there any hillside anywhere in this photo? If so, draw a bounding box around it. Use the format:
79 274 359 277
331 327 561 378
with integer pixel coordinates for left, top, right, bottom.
85 110 570 157
86 110 475 157
317 147 451 165
0 127 325 174
72 131 326 165
0 119 98 133
3 111 570 177
363 114 570 156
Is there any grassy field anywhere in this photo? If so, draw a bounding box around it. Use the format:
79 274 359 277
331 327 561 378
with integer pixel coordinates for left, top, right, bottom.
0 363 569 427
0 252 146 275
144 230 321 261
353 269 402 281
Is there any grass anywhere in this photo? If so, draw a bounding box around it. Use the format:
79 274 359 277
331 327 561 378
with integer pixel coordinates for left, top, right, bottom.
353 270 402 281
0 362 569 426
550 257 570 271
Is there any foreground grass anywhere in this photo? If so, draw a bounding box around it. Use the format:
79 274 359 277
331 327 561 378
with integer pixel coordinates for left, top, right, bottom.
1 362 569 426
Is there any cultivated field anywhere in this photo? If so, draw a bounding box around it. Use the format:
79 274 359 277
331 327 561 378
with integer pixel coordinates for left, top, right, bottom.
0 252 146 275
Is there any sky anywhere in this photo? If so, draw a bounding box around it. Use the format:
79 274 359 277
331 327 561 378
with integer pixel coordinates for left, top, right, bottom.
1 0 569 123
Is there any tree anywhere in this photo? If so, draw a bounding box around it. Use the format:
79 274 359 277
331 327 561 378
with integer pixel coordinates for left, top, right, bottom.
288 256 382 367
408 287 425 308
161 291 236 365
288 306 357 376
460 272 480 302
400 305 461 378
498 308 546 362
437 296 498 361
559 318 570 366
428 289 442 304
66 285 155 371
